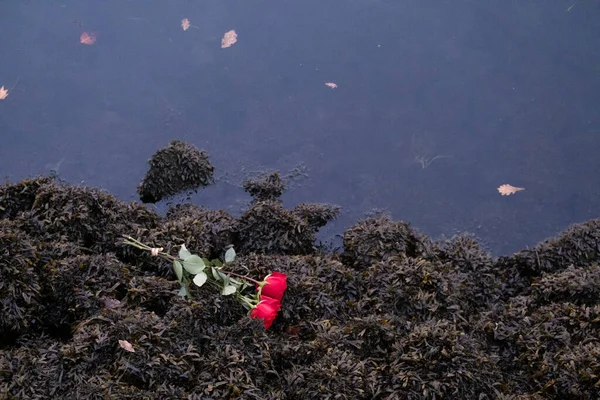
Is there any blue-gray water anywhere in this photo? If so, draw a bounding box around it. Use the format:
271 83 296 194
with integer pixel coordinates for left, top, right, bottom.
1 0 599 255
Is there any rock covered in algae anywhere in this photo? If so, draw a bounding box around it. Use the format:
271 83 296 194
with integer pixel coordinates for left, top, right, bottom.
2 168 600 399
237 172 341 254
243 172 286 202
137 140 215 203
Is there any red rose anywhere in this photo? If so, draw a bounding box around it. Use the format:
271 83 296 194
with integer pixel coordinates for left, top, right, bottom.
250 295 281 329
258 272 287 301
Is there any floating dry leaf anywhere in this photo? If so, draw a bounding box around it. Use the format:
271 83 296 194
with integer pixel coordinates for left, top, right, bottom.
221 30 237 48
118 339 135 352
80 32 96 45
498 184 525 196
181 18 191 31
325 82 338 89
0 86 8 100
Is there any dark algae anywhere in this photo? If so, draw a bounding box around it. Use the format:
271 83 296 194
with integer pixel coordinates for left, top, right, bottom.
1 141 599 399
137 140 215 204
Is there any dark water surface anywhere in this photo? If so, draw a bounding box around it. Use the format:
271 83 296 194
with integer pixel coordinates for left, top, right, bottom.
1 0 599 255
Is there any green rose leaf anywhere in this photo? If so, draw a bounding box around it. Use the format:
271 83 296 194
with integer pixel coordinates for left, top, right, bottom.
177 285 188 297
222 285 237 296
211 267 221 281
193 271 208 287
173 260 183 282
229 277 242 285
179 244 192 260
224 247 236 263
183 255 205 274
217 270 229 282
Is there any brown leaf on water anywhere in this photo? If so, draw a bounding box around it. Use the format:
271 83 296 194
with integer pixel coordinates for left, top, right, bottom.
118 339 135 352
0 86 8 100
497 184 525 196
181 18 191 31
221 30 237 48
325 82 338 89
80 32 96 45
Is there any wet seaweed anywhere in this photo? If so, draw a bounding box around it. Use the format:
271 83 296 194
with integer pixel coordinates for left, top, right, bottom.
342 216 433 269
1 169 600 399
0 219 43 343
243 172 285 202
137 140 215 203
236 173 341 255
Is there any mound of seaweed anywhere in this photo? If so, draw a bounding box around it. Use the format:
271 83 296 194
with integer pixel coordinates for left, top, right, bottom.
237 172 341 255
137 140 215 203
1 172 600 399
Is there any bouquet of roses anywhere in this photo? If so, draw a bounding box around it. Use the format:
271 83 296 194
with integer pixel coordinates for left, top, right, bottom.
123 236 287 329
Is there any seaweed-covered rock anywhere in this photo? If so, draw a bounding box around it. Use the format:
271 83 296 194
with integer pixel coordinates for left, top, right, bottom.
354 247 520 330
165 204 237 259
0 334 62 398
554 341 600 398
243 172 285 201
1 170 600 399
435 233 494 272
386 319 505 399
0 219 43 341
280 330 375 398
162 293 247 337
237 172 340 255
236 200 316 255
60 307 198 392
163 310 272 398
124 276 179 316
529 264 600 306
292 202 341 228
137 140 215 203
43 254 130 329
62 380 188 399
436 234 528 309
505 217 600 275
342 216 432 269
478 297 600 398
356 256 469 324
28 179 160 254
0 176 54 220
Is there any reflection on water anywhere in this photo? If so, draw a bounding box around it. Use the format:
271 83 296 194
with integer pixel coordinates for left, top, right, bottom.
411 131 453 169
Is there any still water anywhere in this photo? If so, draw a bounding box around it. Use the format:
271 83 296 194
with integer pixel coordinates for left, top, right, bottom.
1 0 599 255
